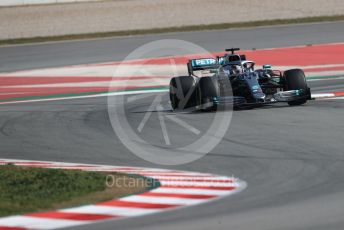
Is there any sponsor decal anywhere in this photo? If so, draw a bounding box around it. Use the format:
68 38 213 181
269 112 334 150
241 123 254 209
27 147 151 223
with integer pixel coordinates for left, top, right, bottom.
193 58 217 66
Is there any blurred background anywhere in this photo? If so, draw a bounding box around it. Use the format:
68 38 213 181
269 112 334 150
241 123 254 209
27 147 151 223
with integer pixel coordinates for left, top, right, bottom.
1 0 344 40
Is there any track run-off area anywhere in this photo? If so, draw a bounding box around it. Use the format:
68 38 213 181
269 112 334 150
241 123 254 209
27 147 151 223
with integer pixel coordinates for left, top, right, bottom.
0 22 344 230
0 43 344 104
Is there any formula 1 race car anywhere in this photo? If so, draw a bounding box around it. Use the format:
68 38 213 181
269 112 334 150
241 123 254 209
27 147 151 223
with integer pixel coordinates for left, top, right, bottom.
169 48 312 110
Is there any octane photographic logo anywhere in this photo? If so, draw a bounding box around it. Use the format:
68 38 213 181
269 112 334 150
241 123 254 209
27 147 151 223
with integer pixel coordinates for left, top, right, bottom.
107 39 233 165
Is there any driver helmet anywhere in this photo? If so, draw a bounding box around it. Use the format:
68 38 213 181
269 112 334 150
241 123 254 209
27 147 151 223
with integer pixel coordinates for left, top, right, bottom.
232 65 242 74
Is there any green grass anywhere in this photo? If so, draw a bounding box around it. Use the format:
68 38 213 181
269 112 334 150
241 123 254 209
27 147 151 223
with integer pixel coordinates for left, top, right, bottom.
1 15 344 46
0 165 153 217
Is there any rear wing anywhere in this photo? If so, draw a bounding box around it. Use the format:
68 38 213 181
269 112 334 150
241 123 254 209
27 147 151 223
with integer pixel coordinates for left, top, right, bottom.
187 58 223 75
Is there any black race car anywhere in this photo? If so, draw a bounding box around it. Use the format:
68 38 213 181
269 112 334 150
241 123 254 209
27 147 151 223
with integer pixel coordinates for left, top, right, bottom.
169 48 312 110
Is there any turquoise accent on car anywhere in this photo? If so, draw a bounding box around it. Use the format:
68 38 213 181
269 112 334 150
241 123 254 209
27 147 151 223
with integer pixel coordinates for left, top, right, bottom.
263 64 272 69
191 58 217 67
213 96 219 105
218 57 225 64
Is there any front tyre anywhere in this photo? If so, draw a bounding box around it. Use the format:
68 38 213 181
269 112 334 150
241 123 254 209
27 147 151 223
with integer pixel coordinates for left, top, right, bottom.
169 76 198 110
283 69 309 106
198 77 220 111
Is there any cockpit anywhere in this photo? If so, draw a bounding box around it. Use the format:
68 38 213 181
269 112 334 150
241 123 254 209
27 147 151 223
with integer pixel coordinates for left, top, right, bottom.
219 48 256 75
221 55 255 75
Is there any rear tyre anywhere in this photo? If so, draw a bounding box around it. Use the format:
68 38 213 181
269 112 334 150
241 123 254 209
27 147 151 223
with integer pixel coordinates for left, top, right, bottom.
283 69 309 106
169 76 198 110
198 77 219 111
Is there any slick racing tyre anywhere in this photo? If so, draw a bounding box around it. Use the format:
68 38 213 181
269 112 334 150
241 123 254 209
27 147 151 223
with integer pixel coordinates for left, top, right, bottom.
198 77 220 111
169 76 198 110
284 69 309 106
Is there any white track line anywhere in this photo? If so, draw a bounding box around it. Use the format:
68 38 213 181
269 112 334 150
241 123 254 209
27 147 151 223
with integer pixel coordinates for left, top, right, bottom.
120 196 204 205
61 205 162 217
157 181 237 187
0 216 87 230
312 93 336 98
152 187 231 196
0 89 169 105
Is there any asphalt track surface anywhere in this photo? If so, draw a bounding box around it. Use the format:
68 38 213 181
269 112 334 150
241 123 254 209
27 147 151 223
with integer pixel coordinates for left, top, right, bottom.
1 21 344 73
1 22 344 230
